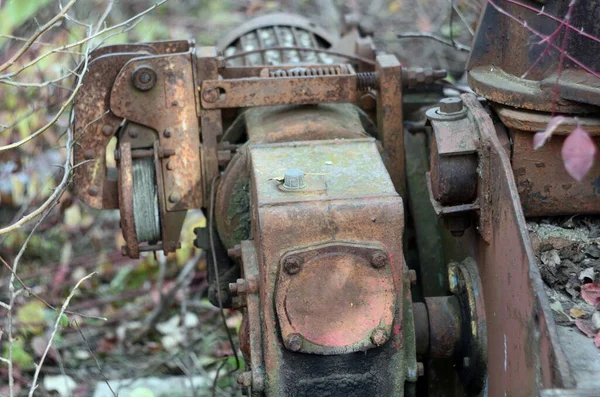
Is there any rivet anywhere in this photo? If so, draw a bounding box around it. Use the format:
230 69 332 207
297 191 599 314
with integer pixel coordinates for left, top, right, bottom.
163 129 172 138
102 125 113 136
88 187 98 196
84 150 94 160
168 192 180 203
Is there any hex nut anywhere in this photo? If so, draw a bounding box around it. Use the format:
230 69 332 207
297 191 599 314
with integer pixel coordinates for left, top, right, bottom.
132 66 157 91
286 334 303 352
283 255 303 275
370 328 387 346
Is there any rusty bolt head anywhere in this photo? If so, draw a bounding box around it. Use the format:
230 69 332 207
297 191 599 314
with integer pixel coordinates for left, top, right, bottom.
409 269 417 285
88 187 98 196
102 125 113 136
286 334 303 352
283 255 303 275
439 97 463 114
370 328 387 346
236 371 252 387
132 66 157 91
168 192 180 203
371 251 389 268
202 88 219 103
84 150 94 160
163 129 172 138
417 362 425 377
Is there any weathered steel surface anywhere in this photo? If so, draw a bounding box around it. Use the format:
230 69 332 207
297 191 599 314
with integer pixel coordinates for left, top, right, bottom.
376 55 405 197
462 94 574 395
495 106 600 216
110 52 203 211
248 138 412 395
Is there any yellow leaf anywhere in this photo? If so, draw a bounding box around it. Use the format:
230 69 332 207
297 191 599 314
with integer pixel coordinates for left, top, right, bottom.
569 307 587 319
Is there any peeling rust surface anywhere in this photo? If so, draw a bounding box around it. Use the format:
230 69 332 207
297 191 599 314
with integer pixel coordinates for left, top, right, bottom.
110 52 202 211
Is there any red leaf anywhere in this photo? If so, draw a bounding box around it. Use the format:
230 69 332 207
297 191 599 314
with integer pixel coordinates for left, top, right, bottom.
533 116 566 149
575 319 596 338
581 283 600 306
562 126 597 182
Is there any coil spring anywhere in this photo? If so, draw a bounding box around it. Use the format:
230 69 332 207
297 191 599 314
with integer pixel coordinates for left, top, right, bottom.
269 66 347 77
357 72 377 91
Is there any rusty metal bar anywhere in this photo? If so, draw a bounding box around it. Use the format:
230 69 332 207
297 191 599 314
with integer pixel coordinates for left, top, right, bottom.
200 74 361 109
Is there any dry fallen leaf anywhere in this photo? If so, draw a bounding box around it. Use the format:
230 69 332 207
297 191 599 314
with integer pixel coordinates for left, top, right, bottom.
561 125 597 182
581 283 600 306
569 307 587 319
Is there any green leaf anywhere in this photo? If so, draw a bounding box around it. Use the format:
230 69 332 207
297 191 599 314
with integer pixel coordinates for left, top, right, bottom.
17 300 46 335
3 339 34 369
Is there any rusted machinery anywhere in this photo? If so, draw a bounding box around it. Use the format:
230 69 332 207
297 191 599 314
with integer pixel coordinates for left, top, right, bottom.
71 3 600 396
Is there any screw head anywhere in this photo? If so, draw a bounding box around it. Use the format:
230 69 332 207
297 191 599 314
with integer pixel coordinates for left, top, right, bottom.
283 255 302 274
370 328 387 346
286 334 303 352
371 251 389 268
439 97 463 114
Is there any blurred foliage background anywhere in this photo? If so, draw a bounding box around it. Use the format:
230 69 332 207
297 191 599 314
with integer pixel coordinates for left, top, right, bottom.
0 0 481 396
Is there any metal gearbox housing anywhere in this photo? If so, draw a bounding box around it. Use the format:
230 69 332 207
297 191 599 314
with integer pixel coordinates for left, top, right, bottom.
244 138 417 395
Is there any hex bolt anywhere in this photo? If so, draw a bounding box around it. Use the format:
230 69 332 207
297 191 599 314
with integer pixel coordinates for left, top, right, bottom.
286 334 303 352
283 255 303 275
409 269 417 285
417 362 425 377
168 192 181 203
439 97 463 114
370 328 387 346
236 371 252 387
282 169 306 190
371 251 389 268
102 125 113 136
132 66 157 91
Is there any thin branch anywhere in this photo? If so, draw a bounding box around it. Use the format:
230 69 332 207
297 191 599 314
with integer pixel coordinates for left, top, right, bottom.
28 272 96 397
0 0 78 73
0 0 169 80
395 31 471 52
446 0 475 36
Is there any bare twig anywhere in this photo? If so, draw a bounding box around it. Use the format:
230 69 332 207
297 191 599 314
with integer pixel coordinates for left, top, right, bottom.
28 272 96 397
0 0 79 73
